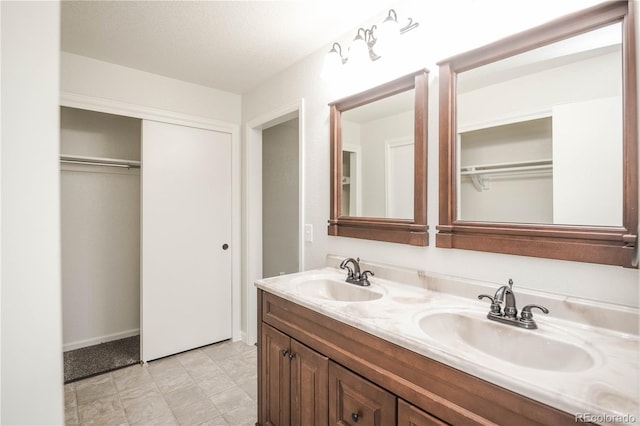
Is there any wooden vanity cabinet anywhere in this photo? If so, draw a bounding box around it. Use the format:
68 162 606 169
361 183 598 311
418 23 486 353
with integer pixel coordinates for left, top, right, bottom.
257 290 586 426
261 323 328 426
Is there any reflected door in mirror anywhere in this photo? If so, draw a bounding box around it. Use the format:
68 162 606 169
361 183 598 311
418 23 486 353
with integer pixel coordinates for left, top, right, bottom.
341 90 415 219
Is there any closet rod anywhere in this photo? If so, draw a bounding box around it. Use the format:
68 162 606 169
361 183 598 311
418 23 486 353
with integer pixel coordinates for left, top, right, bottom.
60 159 140 169
461 164 551 176
60 155 141 169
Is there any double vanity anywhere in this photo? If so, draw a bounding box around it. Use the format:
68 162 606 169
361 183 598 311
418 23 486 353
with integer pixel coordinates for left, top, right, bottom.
256 256 639 425
256 2 639 425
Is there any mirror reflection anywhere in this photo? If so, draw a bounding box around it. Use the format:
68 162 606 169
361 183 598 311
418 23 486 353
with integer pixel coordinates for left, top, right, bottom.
456 23 622 227
341 89 415 219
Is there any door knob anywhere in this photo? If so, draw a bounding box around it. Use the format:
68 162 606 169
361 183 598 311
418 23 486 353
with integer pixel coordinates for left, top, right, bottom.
222 243 229 250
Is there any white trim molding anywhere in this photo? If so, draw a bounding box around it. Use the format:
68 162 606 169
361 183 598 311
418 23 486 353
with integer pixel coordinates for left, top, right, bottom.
244 99 305 345
63 328 140 352
61 92 237 133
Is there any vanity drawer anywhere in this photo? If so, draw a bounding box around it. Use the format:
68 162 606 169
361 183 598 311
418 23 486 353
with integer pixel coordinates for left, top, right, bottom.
398 400 449 426
329 361 396 426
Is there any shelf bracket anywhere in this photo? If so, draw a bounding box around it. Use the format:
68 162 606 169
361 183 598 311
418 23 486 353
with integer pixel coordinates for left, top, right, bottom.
469 169 490 192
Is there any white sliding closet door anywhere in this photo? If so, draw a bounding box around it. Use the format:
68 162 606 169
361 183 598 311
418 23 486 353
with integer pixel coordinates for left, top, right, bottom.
141 120 232 362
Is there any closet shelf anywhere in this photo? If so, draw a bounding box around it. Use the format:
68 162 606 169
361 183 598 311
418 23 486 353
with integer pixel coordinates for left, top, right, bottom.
60 154 141 169
461 159 552 192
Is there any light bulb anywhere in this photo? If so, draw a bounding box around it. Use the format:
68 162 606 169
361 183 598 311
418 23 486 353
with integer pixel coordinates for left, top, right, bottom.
321 48 343 81
348 35 369 67
376 17 400 58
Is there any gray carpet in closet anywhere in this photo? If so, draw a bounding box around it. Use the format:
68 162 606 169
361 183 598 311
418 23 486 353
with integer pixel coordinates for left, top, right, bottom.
63 335 140 383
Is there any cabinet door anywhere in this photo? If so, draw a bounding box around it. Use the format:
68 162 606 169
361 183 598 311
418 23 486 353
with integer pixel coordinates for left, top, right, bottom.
290 340 329 426
261 324 291 426
398 400 449 426
329 362 396 426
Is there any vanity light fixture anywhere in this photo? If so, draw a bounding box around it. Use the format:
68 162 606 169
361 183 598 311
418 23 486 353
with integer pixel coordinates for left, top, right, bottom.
321 9 419 80
350 27 378 63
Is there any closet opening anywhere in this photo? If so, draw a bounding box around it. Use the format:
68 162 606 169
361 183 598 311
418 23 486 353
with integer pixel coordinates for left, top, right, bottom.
60 106 141 383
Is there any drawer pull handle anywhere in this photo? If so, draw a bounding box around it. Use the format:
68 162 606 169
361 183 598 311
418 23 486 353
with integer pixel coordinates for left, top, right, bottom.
281 349 288 357
351 412 359 422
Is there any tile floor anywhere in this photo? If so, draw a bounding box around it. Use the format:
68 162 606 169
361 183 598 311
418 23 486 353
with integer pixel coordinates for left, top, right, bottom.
64 340 257 425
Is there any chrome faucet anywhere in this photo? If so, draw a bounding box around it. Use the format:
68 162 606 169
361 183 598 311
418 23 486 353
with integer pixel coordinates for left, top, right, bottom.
339 257 374 286
494 279 517 319
478 279 549 329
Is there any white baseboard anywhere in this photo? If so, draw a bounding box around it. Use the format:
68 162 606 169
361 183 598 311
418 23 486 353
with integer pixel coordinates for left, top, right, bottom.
63 328 140 352
239 330 257 346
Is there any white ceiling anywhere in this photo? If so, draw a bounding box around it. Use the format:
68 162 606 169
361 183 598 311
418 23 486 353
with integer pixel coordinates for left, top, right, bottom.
61 0 398 94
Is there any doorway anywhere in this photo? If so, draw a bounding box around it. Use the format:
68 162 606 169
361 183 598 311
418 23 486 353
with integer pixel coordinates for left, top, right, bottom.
262 118 300 278
245 101 305 345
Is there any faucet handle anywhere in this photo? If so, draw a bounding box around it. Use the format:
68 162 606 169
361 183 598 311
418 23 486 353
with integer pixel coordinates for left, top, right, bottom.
361 270 374 279
478 294 501 315
519 304 549 329
360 270 374 286
520 304 549 319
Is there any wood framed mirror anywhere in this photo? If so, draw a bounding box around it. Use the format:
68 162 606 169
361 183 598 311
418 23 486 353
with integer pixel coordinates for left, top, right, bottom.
329 69 429 245
437 1 637 267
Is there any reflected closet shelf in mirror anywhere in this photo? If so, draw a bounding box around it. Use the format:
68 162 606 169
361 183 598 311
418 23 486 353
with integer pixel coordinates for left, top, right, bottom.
461 159 552 191
436 0 637 267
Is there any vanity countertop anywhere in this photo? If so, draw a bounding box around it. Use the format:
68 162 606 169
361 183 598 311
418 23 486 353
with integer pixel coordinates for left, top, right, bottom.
255 262 639 425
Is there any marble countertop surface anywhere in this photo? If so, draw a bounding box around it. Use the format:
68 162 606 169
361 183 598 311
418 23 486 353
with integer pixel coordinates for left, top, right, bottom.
255 261 639 426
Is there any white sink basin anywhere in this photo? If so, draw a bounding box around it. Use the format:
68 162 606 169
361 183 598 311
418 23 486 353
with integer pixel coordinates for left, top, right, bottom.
417 310 596 372
293 276 385 302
